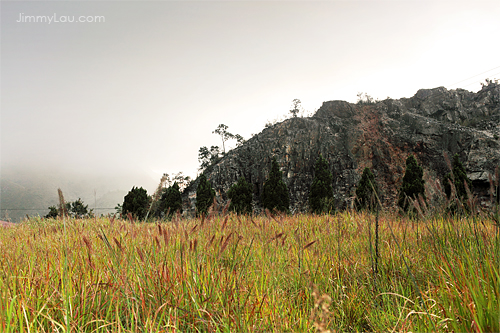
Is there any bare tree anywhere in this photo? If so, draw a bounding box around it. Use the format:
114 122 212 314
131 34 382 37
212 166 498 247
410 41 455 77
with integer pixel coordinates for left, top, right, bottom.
213 124 235 154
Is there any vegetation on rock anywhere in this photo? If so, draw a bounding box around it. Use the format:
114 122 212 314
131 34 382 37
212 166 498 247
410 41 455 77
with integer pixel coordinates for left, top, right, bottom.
262 157 290 213
398 155 425 211
443 154 473 201
227 176 253 215
196 174 215 216
355 167 379 211
308 154 334 214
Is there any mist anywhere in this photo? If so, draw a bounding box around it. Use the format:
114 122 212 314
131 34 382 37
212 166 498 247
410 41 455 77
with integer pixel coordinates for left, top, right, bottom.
2 1 499 221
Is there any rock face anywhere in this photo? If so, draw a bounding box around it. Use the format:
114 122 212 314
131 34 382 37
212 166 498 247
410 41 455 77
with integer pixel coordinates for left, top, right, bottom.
184 83 500 213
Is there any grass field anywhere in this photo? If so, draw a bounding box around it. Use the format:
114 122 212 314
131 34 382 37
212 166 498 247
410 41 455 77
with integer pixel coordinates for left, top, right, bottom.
0 210 499 332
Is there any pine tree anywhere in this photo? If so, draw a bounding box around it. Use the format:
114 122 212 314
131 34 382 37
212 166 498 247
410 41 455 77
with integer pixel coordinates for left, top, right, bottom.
163 182 183 217
196 174 215 216
398 155 425 211
309 154 334 214
355 167 379 211
122 186 150 220
227 176 253 215
262 157 290 213
443 154 472 201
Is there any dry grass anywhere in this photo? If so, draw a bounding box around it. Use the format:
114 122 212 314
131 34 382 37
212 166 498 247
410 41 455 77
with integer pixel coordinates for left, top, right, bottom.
0 210 498 332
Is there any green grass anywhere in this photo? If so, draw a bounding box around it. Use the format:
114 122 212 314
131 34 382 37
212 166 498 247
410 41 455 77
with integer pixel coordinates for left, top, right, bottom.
0 211 498 332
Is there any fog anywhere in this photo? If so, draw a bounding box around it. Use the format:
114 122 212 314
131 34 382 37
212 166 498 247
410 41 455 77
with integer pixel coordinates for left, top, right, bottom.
1 1 499 221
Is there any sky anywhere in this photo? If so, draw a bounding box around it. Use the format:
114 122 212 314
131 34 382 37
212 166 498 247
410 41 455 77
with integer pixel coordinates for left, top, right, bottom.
1 0 500 195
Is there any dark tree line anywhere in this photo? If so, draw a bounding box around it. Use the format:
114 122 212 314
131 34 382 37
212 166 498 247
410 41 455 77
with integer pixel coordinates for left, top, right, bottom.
49 153 481 220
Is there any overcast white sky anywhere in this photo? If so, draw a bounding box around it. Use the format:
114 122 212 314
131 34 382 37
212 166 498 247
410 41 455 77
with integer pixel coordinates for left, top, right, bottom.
1 0 500 193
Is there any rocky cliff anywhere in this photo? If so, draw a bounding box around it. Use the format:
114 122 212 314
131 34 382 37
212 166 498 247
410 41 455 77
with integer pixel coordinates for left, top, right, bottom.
184 82 500 213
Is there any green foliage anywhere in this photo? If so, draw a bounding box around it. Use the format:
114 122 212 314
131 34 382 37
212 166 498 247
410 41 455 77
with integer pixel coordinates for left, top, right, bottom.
309 154 334 214
163 182 183 217
227 176 253 215
443 154 472 201
196 174 215 216
398 155 425 211
122 186 149 220
213 124 235 154
45 206 59 218
356 92 376 105
262 157 290 213
45 198 93 219
355 167 379 211
289 99 301 118
4 213 499 332
198 145 221 171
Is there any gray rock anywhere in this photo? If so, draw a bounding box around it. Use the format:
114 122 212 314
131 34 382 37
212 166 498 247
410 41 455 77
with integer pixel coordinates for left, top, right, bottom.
184 83 500 213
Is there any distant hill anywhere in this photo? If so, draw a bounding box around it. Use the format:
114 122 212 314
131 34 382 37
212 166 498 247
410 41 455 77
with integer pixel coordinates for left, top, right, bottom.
184 82 500 212
0 168 145 222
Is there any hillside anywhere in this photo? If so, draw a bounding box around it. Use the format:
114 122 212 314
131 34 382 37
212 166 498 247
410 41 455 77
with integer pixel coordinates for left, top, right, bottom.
184 82 500 212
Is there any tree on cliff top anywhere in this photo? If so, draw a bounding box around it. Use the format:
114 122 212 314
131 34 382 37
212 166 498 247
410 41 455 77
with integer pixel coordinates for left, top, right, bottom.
227 176 253 215
196 174 215 216
262 157 290 213
356 167 379 211
309 154 334 214
398 155 425 211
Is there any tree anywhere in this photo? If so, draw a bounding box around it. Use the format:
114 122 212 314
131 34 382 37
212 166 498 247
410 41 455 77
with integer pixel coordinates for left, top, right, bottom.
213 124 235 154
196 174 215 216
163 182 183 217
227 176 253 215
443 154 472 202
122 186 150 220
198 145 221 171
45 198 93 219
289 99 302 118
355 167 379 211
262 157 290 213
309 154 334 214
356 92 376 105
398 155 425 211
172 172 191 192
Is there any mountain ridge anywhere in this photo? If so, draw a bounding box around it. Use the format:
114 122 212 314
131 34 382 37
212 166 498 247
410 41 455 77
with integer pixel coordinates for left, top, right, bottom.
184 82 500 212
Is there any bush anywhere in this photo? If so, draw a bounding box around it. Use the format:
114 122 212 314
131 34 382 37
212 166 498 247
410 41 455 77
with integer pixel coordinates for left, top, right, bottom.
262 157 290 213
227 176 253 215
122 187 150 220
196 174 215 216
355 167 379 211
309 154 334 214
45 198 93 219
163 182 183 217
398 155 425 211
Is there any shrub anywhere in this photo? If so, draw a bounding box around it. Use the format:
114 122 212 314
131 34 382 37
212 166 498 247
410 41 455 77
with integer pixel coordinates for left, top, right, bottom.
355 167 379 211
398 155 425 211
122 187 149 220
196 174 215 216
262 157 290 213
309 154 334 214
227 176 253 215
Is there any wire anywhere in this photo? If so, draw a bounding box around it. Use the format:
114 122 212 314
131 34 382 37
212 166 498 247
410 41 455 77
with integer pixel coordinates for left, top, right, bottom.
446 65 500 89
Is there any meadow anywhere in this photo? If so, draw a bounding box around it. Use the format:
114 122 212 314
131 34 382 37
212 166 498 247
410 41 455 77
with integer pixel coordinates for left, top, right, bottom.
0 210 499 332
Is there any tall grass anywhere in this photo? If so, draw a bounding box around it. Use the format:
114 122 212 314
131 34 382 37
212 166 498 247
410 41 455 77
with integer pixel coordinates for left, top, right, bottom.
0 210 498 332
